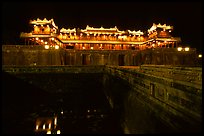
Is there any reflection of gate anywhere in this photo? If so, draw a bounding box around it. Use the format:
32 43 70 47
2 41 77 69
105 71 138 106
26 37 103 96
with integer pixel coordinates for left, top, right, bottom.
118 54 125 66
82 54 91 65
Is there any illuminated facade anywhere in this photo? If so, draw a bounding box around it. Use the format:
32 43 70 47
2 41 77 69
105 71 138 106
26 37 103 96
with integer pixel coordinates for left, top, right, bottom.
20 18 181 50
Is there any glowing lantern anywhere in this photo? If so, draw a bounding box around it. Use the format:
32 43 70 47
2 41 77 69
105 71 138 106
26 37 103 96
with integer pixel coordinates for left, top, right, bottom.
177 47 182 51
55 45 59 49
57 130 61 134
184 47 189 51
198 54 202 58
47 131 51 134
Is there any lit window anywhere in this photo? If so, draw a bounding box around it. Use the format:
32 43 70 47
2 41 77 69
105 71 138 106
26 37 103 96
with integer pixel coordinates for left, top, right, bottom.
49 123 51 129
36 125 39 130
91 47 93 50
54 117 57 125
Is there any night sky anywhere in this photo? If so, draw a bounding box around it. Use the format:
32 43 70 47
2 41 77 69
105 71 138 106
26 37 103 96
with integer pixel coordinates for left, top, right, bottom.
2 2 202 51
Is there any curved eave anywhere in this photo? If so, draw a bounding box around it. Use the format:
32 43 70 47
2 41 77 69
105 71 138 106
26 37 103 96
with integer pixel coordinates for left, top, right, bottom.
60 40 146 45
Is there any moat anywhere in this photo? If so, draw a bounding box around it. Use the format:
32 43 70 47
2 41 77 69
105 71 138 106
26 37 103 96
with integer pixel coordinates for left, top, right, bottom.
2 71 181 134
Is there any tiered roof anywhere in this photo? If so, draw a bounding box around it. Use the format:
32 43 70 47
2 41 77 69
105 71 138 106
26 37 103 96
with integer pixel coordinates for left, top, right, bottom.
60 28 76 33
81 25 125 35
148 23 173 33
30 18 58 29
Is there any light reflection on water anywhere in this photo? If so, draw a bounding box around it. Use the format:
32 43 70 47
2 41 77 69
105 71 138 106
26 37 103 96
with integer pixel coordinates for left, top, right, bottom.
30 93 122 134
2 72 122 134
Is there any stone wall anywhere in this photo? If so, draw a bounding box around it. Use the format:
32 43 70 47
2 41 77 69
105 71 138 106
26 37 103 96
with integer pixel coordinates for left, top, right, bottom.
103 65 202 133
2 65 202 133
2 45 200 66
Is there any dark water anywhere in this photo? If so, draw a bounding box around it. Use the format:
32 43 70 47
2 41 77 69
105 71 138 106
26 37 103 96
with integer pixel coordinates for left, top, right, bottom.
2 71 192 134
2 72 123 134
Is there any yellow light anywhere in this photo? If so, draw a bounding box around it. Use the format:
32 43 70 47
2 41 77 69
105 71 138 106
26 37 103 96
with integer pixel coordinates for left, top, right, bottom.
91 47 93 50
55 45 59 49
49 123 51 129
41 40 43 42
177 47 182 51
61 110 64 114
36 125 39 130
43 124 46 129
185 47 190 51
198 54 202 58
47 131 51 134
45 45 49 49
152 44 155 47
52 38 55 40
57 130 61 134
54 117 57 126
36 37 39 40
83 47 85 49
45 41 48 44
87 110 90 112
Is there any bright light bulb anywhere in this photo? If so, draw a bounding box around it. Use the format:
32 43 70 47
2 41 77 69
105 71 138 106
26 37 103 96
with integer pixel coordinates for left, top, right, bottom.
55 45 59 49
184 47 189 51
45 45 49 49
47 131 51 134
198 54 202 58
36 125 39 130
177 47 182 51
57 130 61 134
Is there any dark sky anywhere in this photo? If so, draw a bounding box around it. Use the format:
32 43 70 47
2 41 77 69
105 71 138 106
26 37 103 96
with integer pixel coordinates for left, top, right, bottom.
2 2 202 51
